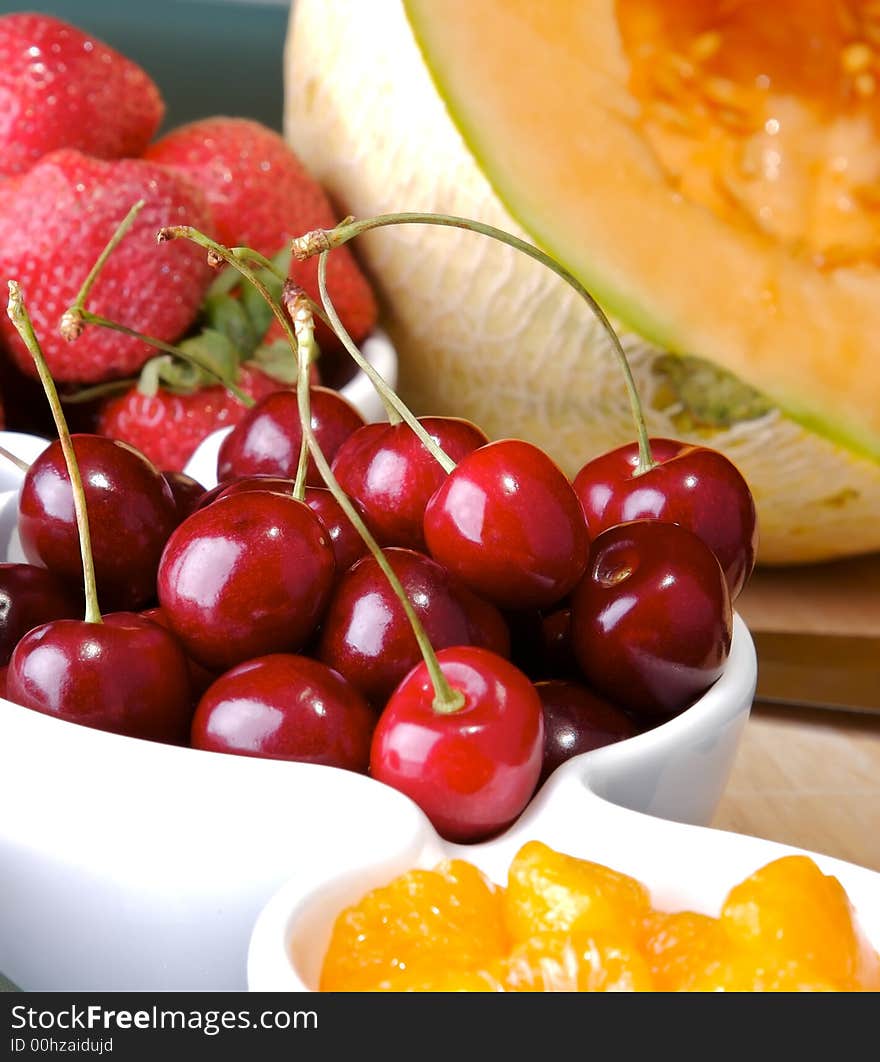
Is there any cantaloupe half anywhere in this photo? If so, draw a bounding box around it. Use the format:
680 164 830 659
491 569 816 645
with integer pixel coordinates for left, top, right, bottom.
284 0 880 564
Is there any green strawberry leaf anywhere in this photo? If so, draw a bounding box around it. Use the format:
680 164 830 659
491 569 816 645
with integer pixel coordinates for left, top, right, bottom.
203 293 259 358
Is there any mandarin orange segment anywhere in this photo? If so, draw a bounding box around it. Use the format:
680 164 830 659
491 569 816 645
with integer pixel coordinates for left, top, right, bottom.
681 951 839 993
504 840 650 944
720 855 879 990
318 858 508 992
501 931 656 992
639 909 730 990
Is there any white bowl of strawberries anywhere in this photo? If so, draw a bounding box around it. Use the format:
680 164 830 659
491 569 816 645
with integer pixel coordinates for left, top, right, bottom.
0 11 757 993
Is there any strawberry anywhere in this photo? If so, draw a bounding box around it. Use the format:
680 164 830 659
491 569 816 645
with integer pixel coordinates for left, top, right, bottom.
144 116 378 352
0 150 214 385
0 13 164 177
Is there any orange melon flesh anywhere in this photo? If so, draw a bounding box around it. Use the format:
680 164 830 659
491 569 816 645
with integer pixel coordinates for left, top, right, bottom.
404 0 880 461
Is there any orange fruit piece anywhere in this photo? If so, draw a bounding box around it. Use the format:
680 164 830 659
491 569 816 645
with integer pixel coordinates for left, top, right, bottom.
318 858 508 991
504 839 650 945
640 909 730 991
501 930 655 991
720 855 880 990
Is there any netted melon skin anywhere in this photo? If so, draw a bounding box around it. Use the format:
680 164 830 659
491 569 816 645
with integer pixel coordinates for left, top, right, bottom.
284 0 880 565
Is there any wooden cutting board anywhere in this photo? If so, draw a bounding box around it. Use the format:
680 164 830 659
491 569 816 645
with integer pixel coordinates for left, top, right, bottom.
711 552 880 872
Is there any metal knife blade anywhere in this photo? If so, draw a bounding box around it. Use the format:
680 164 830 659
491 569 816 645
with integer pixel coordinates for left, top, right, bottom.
752 630 880 716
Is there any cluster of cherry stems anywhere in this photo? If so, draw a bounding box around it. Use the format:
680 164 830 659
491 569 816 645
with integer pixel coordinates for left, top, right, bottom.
1 209 757 844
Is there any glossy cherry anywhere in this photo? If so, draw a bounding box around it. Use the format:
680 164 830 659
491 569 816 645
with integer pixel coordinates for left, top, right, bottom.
330 416 489 550
141 605 218 702
570 520 732 716
318 548 510 706
6 611 194 744
0 562 82 665
201 475 367 576
215 386 365 486
156 490 335 671
370 645 544 843
534 679 638 787
162 469 206 523
17 434 178 610
423 439 589 611
572 438 758 601
191 653 375 772
506 603 579 681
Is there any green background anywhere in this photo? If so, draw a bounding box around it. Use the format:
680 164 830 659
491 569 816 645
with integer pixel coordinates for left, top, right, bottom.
0 0 290 131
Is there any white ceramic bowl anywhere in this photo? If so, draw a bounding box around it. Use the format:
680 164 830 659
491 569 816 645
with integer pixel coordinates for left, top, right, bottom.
247 746 880 992
0 329 757 990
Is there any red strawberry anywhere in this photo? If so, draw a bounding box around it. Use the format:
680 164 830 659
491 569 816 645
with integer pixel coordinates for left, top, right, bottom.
96 364 303 472
0 150 214 385
144 117 378 351
0 13 164 177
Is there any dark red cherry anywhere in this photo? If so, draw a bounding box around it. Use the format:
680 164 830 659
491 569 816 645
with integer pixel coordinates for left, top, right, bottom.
6 612 194 744
330 416 489 550
191 654 375 772
17 435 178 610
195 474 296 510
215 386 365 486
370 646 544 843
423 439 589 610
162 469 206 523
572 438 758 601
201 476 367 576
534 679 638 786
0 562 83 665
303 486 368 575
506 604 579 681
318 548 510 706
157 491 335 671
570 521 732 717
140 606 218 702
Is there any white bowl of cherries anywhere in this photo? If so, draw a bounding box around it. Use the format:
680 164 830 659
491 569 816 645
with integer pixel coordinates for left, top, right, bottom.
0 213 757 991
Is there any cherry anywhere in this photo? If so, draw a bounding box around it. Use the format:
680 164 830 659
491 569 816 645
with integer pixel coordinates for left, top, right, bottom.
156 490 336 671
370 645 544 843
506 604 579 681
200 475 367 576
534 679 638 787
318 548 510 706
570 520 732 716
330 416 489 550
572 438 758 601
141 605 218 702
7 612 194 743
0 562 82 665
303 486 369 576
18 434 178 610
215 386 365 487
190 653 375 772
423 439 589 610
162 469 206 523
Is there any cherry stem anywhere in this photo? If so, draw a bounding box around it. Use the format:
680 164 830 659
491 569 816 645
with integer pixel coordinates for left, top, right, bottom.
296 212 655 475
65 198 145 319
0 445 30 474
282 283 310 503
318 253 462 471
65 311 255 406
7 282 102 625
315 251 401 426
158 225 328 369
291 292 465 716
